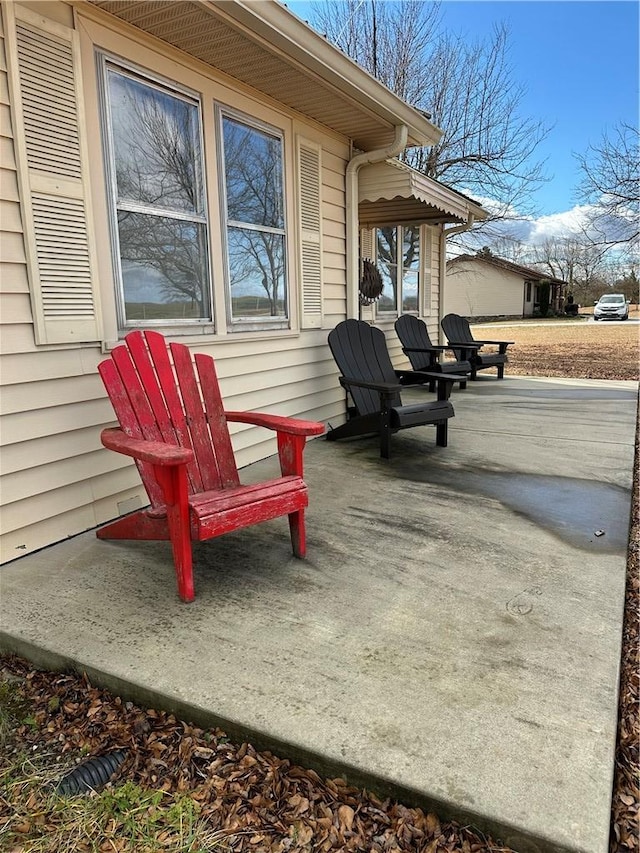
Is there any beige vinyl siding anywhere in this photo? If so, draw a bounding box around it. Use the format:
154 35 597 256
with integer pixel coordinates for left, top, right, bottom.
426 226 441 341
0 6 143 562
445 260 524 318
1 1 351 563
316 146 347 327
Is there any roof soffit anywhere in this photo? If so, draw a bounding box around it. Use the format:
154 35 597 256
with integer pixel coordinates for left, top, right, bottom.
84 0 442 151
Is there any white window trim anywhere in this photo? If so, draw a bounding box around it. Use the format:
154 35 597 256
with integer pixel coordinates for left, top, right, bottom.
76 12 305 343
97 52 214 331
422 224 433 317
376 225 422 318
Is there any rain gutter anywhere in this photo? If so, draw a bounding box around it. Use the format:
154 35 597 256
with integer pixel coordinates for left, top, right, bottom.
345 125 409 319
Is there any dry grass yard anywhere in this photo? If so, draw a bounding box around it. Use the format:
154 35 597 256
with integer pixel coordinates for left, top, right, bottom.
471 320 639 381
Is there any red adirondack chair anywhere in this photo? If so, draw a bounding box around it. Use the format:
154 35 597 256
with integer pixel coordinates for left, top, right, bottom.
97 330 325 602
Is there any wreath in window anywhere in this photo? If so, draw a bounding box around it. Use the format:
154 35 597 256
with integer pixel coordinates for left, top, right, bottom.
359 258 384 305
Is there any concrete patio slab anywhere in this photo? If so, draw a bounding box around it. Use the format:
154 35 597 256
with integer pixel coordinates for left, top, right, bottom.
1 376 637 853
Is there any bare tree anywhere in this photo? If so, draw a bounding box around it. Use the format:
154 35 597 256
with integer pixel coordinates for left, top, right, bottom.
310 1 549 219
113 85 209 316
223 119 286 316
224 119 285 317
575 121 640 254
472 233 527 264
529 235 608 305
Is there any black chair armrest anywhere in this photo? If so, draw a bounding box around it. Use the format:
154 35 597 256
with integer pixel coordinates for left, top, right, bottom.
402 345 448 353
395 369 464 383
473 339 514 354
340 376 401 395
396 370 466 400
445 340 483 349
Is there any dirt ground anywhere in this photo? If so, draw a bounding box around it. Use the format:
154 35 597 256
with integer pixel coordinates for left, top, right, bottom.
1 321 638 852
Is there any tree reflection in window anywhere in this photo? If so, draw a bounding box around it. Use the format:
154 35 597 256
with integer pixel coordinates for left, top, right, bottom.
376 225 420 314
106 68 210 323
222 115 287 321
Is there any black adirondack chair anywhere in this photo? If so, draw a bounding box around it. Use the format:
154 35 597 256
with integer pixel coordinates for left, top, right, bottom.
327 319 463 459
441 313 514 380
395 314 471 390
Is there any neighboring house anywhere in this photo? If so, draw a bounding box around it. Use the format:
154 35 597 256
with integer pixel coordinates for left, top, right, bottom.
446 252 566 319
0 0 484 562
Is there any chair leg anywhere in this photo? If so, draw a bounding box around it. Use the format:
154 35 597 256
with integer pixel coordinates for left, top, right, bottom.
380 429 391 459
497 365 505 379
289 509 306 558
460 380 467 390
154 465 194 603
380 409 392 459
167 513 194 603
436 420 448 447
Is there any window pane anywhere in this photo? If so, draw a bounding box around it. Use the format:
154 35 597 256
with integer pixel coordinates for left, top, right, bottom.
402 271 419 312
118 211 210 321
227 227 286 319
223 116 284 228
377 262 397 312
402 227 420 312
403 226 420 271
377 227 398 312
108 70 203 215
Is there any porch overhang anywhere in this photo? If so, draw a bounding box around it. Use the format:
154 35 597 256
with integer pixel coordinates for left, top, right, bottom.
82 0 442 151
358 159 486 227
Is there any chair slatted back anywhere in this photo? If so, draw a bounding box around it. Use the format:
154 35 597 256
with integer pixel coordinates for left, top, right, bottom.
98 331 240 508
395 315 435 371
441 313 473 361
328 319 402 416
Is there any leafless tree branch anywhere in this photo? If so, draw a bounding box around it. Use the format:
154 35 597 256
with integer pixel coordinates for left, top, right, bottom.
310 1 550 219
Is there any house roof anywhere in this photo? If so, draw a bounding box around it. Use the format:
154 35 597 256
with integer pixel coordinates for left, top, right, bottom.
358 159 486 227
447 253 567 286
84 0 442 151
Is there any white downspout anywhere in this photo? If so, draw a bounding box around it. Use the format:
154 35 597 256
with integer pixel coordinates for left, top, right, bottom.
345 124 409 319
439 214 475 343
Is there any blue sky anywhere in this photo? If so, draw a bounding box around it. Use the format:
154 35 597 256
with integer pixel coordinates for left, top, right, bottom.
284 1 639 223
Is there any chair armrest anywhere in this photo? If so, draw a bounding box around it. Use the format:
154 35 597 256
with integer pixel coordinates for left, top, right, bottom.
340 376 402 394
472 339 513 355
402 345 448 353
395 369 466 384
100 428 194 466
445 340 483 350
402 371 467 400
225 411 325 436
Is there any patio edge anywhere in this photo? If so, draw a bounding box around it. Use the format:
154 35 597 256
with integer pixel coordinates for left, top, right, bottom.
1 630 586 853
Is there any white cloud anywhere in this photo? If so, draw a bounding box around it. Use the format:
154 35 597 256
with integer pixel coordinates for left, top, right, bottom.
529 205 593 242
456 200 623 252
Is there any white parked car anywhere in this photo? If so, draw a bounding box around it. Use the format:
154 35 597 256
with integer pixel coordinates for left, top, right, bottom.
593 293 630 321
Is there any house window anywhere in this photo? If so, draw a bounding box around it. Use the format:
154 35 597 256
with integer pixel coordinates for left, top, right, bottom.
376 225 420 314
220 112 287 325
526 281 532 302
102 61 210 326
